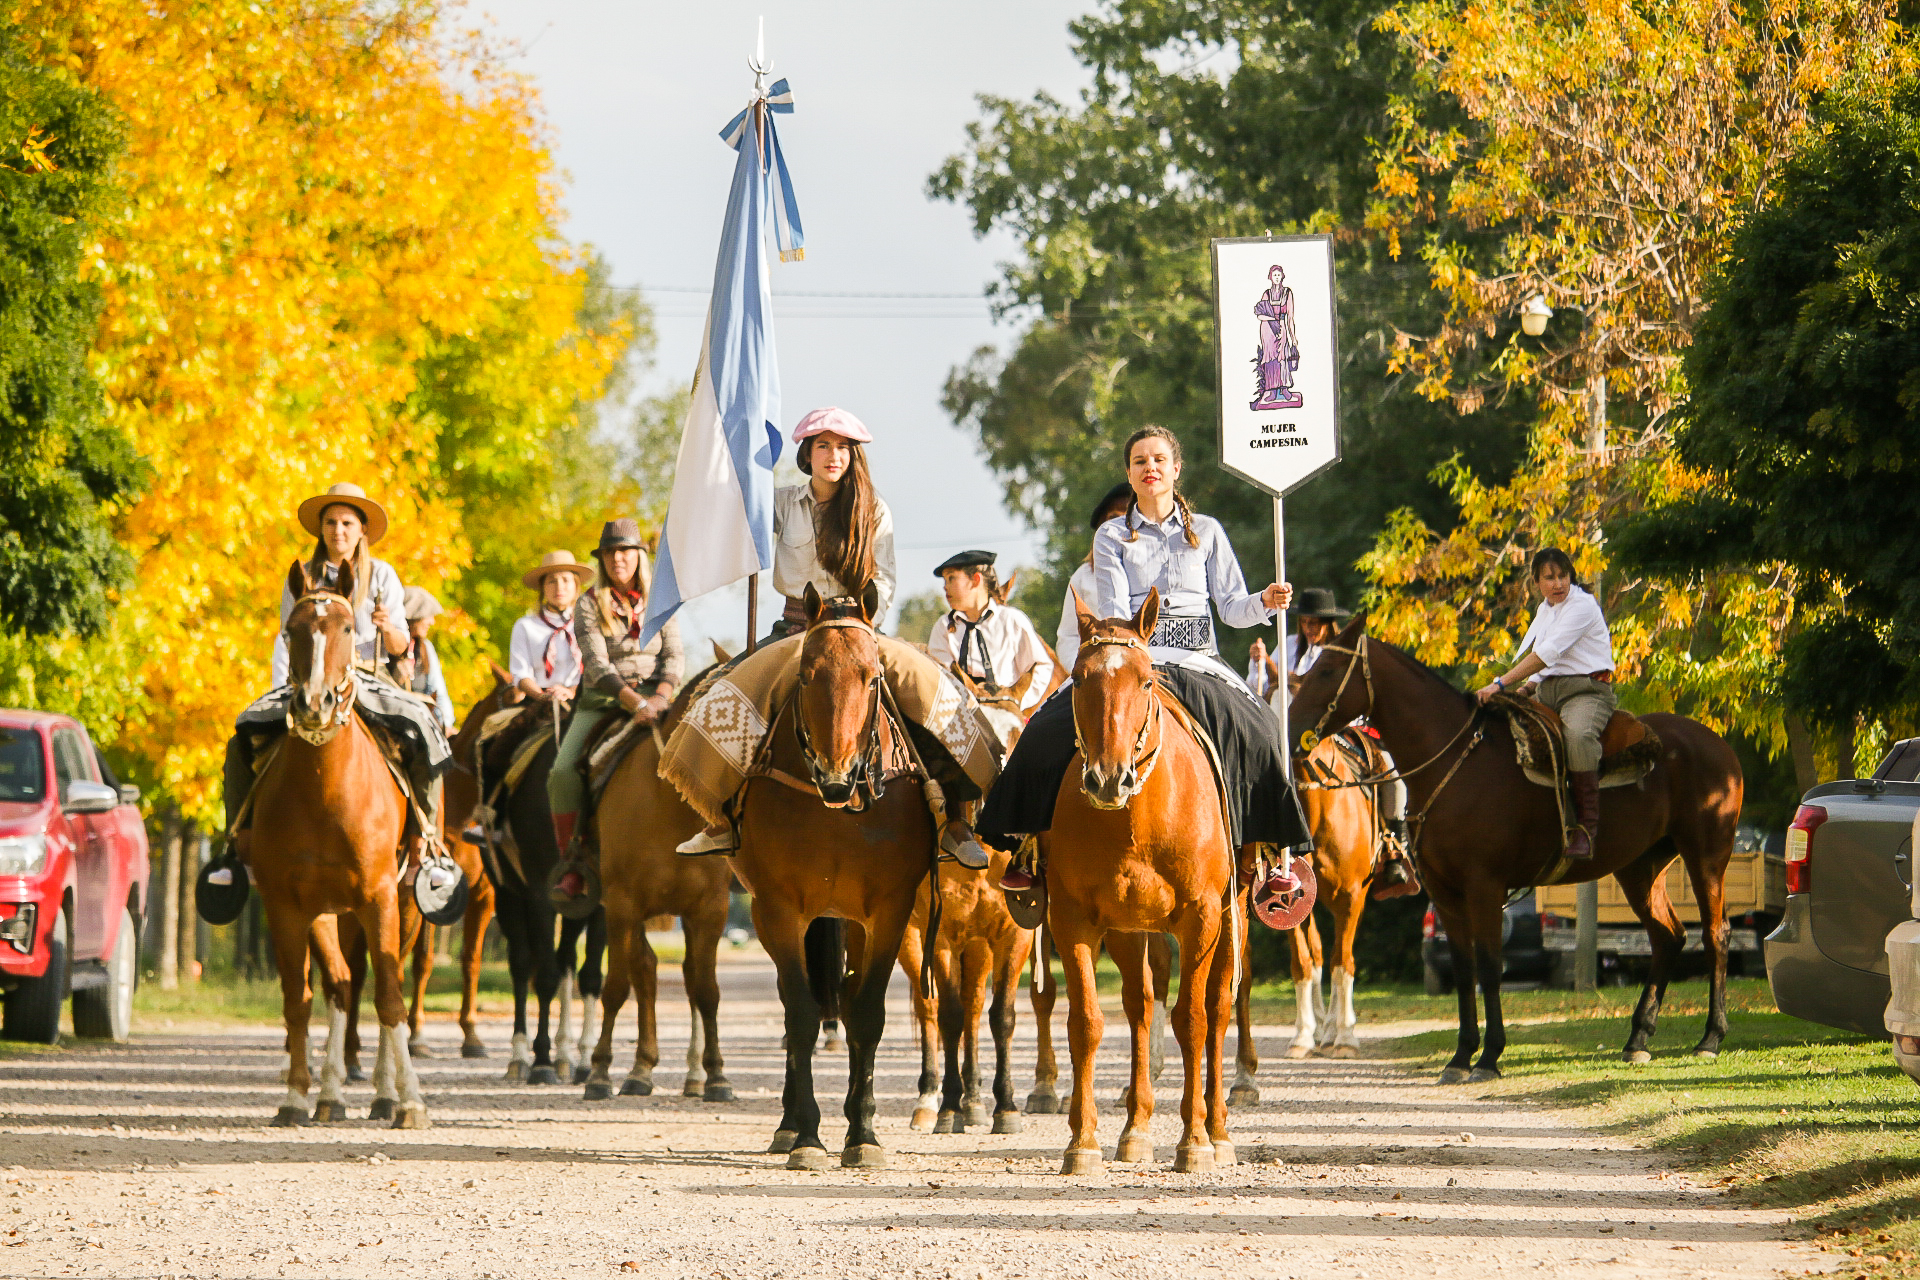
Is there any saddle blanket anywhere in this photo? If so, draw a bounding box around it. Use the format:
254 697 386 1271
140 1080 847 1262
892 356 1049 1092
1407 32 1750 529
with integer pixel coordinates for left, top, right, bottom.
236 677 452 774
659 632 1000 828
1492 693 1661 790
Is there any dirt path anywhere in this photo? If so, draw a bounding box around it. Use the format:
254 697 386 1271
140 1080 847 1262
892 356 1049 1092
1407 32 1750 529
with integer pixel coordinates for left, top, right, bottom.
0 952 1833 1279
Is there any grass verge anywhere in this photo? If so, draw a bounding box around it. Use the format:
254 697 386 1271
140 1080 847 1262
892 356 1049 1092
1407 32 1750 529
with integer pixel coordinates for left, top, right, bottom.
1372 978 1918 1279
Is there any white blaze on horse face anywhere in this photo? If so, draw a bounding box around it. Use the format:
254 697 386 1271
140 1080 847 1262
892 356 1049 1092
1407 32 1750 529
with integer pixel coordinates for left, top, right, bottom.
304 627 329 707
1093 644 1131 675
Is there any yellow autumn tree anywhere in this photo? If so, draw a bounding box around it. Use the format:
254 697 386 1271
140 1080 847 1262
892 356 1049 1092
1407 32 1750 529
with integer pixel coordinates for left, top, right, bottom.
8 0 638 824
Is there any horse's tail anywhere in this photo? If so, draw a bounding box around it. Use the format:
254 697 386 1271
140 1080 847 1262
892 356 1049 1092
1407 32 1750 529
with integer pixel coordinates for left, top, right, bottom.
804 917 845 1019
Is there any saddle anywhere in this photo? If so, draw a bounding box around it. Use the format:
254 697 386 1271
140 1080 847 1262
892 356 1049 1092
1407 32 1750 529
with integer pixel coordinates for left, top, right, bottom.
1494 693 1661 791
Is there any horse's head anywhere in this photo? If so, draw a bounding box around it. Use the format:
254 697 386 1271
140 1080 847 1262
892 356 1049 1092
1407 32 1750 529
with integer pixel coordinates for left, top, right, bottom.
796 582 886 809
282 559 359 744
1070 586 1162 810
1288 611 1372 755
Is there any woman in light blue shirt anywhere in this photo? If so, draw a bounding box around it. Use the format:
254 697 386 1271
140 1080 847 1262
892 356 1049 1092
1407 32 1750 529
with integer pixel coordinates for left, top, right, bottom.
982 426 1311 886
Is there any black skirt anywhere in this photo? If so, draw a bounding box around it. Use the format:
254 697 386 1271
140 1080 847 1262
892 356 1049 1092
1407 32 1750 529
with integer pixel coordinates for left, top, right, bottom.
977 663 1310 852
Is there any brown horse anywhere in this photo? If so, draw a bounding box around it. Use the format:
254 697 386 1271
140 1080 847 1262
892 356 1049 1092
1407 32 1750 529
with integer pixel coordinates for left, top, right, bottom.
1049 588 1242 1175
733 584 935 1170
583 668 734 1102
253 560 429 1127
1289 613 1743 1079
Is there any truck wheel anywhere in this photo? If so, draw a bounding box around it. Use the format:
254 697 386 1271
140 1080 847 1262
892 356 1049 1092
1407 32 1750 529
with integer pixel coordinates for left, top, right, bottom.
3 907 70 1044
73 907 137 1041
1423 958 1451 996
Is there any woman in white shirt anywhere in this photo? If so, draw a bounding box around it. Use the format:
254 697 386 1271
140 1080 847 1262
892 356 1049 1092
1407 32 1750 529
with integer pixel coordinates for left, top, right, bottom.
509 550 590 704
1055 483 1133 673
1475 547 1616 860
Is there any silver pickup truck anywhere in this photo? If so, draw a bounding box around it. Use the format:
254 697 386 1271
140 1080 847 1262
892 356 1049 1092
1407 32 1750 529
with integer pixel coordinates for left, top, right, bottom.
1765 741 1920 1038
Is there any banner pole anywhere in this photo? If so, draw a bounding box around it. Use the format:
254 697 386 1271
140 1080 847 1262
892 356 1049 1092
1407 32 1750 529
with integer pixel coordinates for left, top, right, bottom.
1273 494 1290 784
746 573 759 655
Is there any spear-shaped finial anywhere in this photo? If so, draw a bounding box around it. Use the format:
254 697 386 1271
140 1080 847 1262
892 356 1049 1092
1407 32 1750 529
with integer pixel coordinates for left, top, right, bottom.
749 16 771 92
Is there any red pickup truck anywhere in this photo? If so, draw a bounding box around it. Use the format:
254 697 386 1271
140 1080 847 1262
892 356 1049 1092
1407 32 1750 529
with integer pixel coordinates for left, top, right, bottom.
0 711 150 1043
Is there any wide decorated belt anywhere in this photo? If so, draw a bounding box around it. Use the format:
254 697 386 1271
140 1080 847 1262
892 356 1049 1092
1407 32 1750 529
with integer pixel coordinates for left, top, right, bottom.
1149 613 1215 653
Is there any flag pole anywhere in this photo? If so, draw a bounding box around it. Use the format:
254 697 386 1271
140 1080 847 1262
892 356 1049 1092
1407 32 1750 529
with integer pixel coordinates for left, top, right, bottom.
744 17 769 659
747 574 758 654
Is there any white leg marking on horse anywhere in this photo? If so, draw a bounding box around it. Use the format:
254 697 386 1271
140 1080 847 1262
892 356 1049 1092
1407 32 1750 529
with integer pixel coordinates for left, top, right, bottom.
316 1004 349 1105
555 970 576 1078
510 1032 531 1071
372 1024 399 1104
1148 995 1168 1084
282 1086 308 1114
393 1023 428 1120
1290 974 1318 1054
684 1004 706 1088
1332 966 1360 1051
576 984 598 1069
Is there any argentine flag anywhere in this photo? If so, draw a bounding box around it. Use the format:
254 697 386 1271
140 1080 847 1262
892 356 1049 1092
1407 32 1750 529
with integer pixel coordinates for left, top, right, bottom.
640 79 804 647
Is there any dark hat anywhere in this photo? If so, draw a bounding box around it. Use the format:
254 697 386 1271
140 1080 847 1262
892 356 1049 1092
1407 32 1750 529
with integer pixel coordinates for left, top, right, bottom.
1090 482 1133 530
1293 587 1351 620
933 550 997 577
594 519 644 556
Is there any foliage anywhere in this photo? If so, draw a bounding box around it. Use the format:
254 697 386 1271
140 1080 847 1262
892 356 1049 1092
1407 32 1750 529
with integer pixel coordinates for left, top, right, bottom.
1358 0 1903 758
894 590 947 647
933 0 1531 661
4 1 638 820
0 20 142 638
1616 80 1920 729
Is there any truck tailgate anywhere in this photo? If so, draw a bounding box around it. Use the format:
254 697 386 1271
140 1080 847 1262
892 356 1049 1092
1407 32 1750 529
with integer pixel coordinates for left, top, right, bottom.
1804 782 1918 975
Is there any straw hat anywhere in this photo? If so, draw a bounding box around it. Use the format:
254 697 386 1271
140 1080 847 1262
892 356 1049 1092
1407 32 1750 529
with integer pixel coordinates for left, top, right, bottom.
297 482 389 545
521 550 592 590
402 586 444 622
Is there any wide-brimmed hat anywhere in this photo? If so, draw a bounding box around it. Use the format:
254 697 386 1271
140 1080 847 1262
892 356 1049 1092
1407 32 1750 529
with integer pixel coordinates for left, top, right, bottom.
1293 587 1351 620
1089 482 1133 530
593 519 644 557
402 586 443 622
297 482 388 544
521 549 591 589
933 550 996 577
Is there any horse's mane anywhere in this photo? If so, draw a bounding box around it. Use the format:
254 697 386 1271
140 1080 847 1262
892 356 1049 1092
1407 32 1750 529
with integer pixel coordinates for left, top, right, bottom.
1365 633 1480 712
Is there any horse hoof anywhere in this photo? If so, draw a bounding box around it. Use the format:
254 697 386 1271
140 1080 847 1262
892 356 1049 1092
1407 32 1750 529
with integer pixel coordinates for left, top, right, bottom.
308 1099 346 1123
1115 1134 1153 1164
271 1106 310 1127
1694 1049 1720 1061
620 1078 653 1097
1437 1066 1471 1085
961 1104 988 1129
571 1066 590 1086
992 1111 1023 1135
703 1083 735 1103
1025 1090 1059 1115
504 1062 526 1082
1625 1049 1653 1064
910 1108 937 1133
933 1111 958 1135
841 1144 887 1169
822 1033 845 1053
1173 1144 1215 1174
768 1129 799 1155
786 1145 830 1171
461 1042 490 1060
1212 1139 1237 1167
390 1106 430 1131
1330 1045 1359 1060
1060 1148 1103 1177
345 1064 367 1084
682 1080 705 1098
526 1066 559 1086
1285 1045 1313 1060
409 1041 435 1060
1467 1066 1501 1083
583 1081 612 1102
1228 1083 1259 1108
364 1098 394 1122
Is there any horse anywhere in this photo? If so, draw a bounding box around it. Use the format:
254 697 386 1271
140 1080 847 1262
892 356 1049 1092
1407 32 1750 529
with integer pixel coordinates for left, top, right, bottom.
1288 612 1743 1079
583 664 735 1102
252 560 429 1128
1048 588 1243 1175
734 584 938 1170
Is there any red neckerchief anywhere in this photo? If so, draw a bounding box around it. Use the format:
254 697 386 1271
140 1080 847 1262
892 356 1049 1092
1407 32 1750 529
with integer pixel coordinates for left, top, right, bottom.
616 589 644 641
539 607 576 678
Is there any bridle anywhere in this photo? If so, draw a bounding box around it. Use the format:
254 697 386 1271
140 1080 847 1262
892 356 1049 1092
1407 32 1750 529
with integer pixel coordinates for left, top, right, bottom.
792 614 888 811
1296 634 1372 755
286 590 359 746
1072 632 1164 808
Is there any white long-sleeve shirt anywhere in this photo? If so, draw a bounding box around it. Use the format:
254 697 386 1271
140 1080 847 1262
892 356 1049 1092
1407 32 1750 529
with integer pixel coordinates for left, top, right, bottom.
509 609 583 691
771 483 896 624
927 603 1054 712
1055 562 1100 674
1517 584 1614 680
1091 508 1273 634
271 557 405 687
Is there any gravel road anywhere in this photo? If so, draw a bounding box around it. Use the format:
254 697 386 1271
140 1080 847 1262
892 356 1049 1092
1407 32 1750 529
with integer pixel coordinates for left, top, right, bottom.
0 951 1834 1279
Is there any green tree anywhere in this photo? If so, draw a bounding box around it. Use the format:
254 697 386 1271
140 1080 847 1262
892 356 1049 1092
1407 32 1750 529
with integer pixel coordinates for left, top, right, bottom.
0 20 142 638
933 0 1529 656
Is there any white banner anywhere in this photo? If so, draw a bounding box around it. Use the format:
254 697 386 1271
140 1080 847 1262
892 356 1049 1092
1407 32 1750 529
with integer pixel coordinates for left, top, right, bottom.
1212 235 1340 498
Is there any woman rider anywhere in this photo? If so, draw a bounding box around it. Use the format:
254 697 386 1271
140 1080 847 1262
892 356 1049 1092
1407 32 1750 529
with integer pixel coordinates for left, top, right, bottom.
985 426 1311 888
509 550 590 704
928 549 1053 714
1474 547 1616 860
225 482 449 865
549 521 683 905
1054 482 1134 673
675 406 994 870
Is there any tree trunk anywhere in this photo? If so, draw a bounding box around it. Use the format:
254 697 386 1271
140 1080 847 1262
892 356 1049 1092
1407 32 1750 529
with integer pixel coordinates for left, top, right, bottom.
157 806 182 991
1784 714 1819 795
177 823 200 983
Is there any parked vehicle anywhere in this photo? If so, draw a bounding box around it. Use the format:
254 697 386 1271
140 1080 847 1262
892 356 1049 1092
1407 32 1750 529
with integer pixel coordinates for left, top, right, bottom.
1421 891 1550 993
1766 739 1920 1037
1535 824 1783 984
0 712 150 1043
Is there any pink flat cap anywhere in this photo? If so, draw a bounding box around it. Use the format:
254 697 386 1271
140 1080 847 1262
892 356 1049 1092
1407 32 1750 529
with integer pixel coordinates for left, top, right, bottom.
791 406 872 445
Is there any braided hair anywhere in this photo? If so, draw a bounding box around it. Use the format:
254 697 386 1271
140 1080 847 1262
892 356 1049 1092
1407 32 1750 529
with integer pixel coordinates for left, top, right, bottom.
1120 425 1202 549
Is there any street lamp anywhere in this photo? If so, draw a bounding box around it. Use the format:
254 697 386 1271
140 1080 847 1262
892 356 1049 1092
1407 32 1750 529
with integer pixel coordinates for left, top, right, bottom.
1521 294 1554 337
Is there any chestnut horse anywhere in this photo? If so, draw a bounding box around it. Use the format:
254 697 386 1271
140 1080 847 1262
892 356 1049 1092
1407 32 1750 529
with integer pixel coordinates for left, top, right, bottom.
1289 614 1743 1079
253 561 429 1127
1050 588 1242 1175
734 585 936 1170
583 665 734 1102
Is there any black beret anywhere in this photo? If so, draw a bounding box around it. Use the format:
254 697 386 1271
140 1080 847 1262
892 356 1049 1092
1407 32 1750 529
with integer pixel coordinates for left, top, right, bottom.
933 549 997 576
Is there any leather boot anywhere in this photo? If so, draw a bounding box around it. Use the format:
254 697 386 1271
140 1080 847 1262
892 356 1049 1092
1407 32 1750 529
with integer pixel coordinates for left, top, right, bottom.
1565 770 1600 859
550 813 583 901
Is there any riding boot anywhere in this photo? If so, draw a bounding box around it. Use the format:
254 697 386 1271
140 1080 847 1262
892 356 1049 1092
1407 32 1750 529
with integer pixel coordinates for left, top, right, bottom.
1565 770 1601 859
222 734 254 857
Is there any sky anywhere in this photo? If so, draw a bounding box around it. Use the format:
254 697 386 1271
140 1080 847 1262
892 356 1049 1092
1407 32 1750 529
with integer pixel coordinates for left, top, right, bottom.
474 0 1094 651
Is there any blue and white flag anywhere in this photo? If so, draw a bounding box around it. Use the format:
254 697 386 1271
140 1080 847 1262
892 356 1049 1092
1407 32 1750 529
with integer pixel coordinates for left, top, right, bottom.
640 79 805 646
